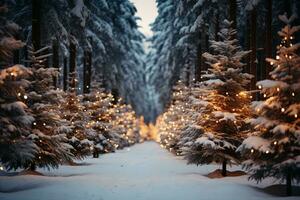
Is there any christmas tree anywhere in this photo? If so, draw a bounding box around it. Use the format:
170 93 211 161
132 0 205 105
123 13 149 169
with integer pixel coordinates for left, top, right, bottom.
25 46 74 170
0 6 36 170
182 20 252 176
238 14 300 196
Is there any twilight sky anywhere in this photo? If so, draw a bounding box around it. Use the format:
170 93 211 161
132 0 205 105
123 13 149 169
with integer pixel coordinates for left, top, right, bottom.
131 0 158 37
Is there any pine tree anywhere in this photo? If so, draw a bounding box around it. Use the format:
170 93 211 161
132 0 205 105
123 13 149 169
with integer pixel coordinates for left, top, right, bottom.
0 6 36 170
182 20 252 176
25 46 74 170
238 14 300 196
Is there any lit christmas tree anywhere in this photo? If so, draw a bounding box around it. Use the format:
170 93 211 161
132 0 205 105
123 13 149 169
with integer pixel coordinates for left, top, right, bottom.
238 14 300 196
25 46 74 171
182 20 252 177
157 81 193 154
0 7 36 171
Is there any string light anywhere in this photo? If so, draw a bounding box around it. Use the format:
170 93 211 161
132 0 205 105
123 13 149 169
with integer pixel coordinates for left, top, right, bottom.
292 92 295 97
276 55 280 60
23 95 28 100
276 88 280 92
273 141 277 145
281 108 285 113
266 150 269 154
251 149 254 153
295 114 298 118
17 93 21 97
258 85 262 89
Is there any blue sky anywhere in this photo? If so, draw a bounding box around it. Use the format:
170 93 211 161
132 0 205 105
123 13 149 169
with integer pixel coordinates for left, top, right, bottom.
131 0 158 37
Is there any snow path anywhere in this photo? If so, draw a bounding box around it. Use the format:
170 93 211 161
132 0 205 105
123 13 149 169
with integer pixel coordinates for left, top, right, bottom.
0 142 299 200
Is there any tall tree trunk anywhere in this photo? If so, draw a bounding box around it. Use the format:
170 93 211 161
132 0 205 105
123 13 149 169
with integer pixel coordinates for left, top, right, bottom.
63 56 68 91
250 8 257 92
195 33 202 82
229 0 237 29
69 37 77 91
222 159 227 177
265 0 273 79
215 11 220 41
52 38 59 88
286 171 292 196
283 0 292 17
83 49 92 94
32 0 41 50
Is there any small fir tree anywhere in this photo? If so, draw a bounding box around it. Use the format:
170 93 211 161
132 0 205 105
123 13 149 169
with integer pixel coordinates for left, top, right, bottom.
182 20 252 176
238 14 300 196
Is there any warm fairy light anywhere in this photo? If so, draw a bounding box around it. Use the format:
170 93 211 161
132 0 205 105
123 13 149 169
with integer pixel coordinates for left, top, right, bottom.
276 88 280 92
292 92 295 96
263 94 267 98
258 85 262 89
266 150 269 154
290 36 293 39
226 92 229 95
23 95 28 100
273 141 277 145
0 166 4 171
33 122 37 126
281 108 285 113
295 114 298 118
276 55 280 60
270 62 274 65
10 72 14 76
43 123 46 126
250 149 254 153
17 93 21 96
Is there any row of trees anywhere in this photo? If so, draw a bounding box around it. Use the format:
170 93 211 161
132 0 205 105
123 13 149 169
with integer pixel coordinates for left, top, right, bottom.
157 16 300 196
4 0 146 118
0 2 141 172
148 0 300 118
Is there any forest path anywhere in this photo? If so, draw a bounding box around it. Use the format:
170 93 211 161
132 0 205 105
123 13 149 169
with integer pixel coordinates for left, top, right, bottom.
0 142 296 200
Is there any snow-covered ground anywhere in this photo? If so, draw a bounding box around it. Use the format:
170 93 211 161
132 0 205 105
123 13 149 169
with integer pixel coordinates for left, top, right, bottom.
0 142 299 200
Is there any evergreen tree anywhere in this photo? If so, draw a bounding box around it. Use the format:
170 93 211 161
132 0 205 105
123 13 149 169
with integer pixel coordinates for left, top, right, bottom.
238 14 300 196
182 20 252 176
25 46 74 170
0 6 36 170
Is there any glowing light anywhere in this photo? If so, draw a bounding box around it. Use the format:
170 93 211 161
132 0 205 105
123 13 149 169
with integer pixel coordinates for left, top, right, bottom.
0 166 4 171
273 141 277 145
10 72 14 76
292 92 295 97
276 55 280 60
251 149 254 153
276 88 280 92
17 93 21 96
281 108 285 113
33 122 37 126
263 94 267 98
23 95 28 100
43 123 46 126
295 114 298 118
270 62 274 65
266 150 269 154
258 85 262 89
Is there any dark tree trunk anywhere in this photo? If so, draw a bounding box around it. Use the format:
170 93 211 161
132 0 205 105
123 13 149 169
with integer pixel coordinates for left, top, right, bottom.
283 0 292 17
222 159 227 177
63 56 68 91
69 38 77 91
29 163 36 171
111 88 119 104
32 0 41 50
250 8 257 92
228 0 237 29
265 0 273 79
286 171 292 196
52 38 59 88
215 11 220 41
83 50 92 94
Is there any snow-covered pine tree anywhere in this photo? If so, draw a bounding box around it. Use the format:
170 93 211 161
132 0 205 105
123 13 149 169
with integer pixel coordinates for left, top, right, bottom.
237 14 300 196
182 20 252 177
0 6 36 170
157 80 193 154
24 46 74 170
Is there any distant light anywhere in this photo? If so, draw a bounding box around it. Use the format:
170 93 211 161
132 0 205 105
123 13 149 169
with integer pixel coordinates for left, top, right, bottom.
23 95 28 100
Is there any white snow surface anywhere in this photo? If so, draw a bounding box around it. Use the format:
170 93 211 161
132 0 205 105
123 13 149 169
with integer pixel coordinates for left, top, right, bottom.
0 142 299 200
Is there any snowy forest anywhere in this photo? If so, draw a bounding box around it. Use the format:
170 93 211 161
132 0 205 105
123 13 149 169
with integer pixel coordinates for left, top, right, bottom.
0 0 300 200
